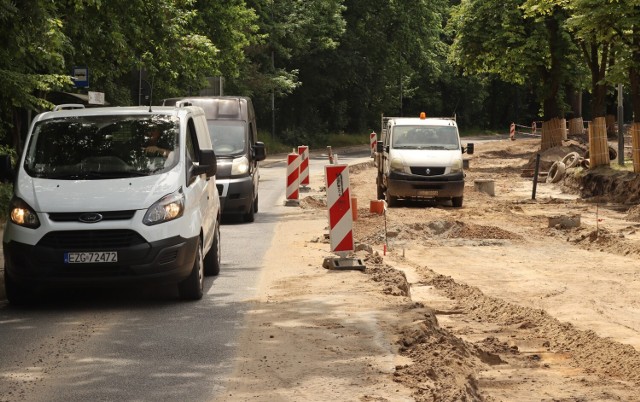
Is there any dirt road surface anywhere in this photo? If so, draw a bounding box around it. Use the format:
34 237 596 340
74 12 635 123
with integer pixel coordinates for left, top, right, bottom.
220 137 640 401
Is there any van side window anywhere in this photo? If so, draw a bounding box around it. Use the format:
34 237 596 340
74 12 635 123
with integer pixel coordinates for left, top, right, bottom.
186 119 198 163
186 119 198 185
248 122 255 145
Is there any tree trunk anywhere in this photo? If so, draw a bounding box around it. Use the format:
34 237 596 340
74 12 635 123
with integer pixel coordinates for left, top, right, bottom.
630 25 640 172
588 117 610 168
567 89 584 136
539 15 565 151
605 114 617 138
540 117 565 151
632 122 640 173
568 117 584 136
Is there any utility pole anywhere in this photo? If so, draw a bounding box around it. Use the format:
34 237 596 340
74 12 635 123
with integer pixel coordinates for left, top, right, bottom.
399 73 403 117
271 2 275 141
271 51 275 141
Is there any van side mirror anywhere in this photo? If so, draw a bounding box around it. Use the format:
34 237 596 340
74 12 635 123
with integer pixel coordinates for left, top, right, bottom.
376 140 383 153
0 154 14 182
193 149 217 177
463 143 474 155
253 141 266 161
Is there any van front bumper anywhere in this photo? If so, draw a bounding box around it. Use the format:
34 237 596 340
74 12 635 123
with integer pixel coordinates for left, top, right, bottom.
216 176 254 215
387 171 465 199
3 234 199 287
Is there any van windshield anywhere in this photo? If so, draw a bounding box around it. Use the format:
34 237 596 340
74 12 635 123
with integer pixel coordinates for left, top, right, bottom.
392 125 459 150
24 115 180 179
208 121 246 157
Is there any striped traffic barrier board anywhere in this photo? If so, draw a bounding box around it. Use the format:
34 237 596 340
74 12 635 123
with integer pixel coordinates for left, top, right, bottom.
298 145 309 186
324 164 353 254
370 131 377 157
286 152 300 203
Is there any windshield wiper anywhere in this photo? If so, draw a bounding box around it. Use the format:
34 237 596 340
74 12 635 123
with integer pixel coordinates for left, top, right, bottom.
416 145 447 150
46 170 149 179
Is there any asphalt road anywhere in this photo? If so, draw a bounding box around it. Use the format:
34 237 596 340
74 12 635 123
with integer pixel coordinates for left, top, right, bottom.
0 145 371 401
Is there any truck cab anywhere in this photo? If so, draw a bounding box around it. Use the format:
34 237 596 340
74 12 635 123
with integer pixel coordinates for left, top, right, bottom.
375 113 473 207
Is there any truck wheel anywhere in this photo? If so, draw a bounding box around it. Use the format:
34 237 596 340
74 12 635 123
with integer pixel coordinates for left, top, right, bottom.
385 191 397 207
204 222 221 276
452 196 463 208
179 238 204 300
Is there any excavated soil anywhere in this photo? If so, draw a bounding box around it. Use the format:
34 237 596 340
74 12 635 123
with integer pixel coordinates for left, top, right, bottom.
301 136 640 401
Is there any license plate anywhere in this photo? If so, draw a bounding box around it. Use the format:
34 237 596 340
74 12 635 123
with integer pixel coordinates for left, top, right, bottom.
64 251 118 264
417 190 438 197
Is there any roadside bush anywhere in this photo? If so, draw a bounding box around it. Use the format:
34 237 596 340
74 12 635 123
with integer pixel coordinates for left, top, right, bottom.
0 182 11 222
260 129 369 156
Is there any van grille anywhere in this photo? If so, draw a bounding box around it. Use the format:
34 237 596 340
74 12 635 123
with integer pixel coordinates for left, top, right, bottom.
410 167 445 176
38 230 146 249
48 210 136 222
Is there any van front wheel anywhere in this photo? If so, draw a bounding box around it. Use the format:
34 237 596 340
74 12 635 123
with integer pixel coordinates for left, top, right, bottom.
204 222 221 276
179 238 204 300
243 191 256 222
452 196 463 208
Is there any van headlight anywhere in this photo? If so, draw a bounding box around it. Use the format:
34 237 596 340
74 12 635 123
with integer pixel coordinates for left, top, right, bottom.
450 159 463 173
390 158 405 172
231 156 249 175
143 189 185 225
9 198 40 229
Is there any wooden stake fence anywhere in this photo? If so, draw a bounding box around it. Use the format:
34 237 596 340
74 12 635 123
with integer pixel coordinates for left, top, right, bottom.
588 117 610 168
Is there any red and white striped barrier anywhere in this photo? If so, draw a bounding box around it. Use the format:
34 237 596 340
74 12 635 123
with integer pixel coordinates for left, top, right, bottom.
370 131 377 157
510 122 542 139
298 145 309 186
324 164 354 254
286 152 300 202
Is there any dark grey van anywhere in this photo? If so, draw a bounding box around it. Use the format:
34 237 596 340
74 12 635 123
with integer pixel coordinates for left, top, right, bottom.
163 96 266 222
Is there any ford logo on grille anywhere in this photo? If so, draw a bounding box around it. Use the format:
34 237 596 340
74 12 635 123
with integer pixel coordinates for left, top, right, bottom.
79 213 103 223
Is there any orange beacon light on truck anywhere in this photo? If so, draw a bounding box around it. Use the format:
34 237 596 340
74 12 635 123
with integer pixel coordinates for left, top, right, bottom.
419 112 426 119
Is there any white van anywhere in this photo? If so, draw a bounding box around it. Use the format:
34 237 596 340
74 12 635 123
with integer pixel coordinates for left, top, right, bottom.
1 104 221 303
376 113 474 207
163 96 266 222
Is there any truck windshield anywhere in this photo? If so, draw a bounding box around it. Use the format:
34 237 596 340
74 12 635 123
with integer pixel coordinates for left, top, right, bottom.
392 125 459 150
208 121 246 157
24 115 180 179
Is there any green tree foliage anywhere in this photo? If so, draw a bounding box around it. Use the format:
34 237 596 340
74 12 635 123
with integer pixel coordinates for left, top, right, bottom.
2 0 636 151
246 0 452 138
235 0 346 141
564 0 637 119
60 0 220 104
450 0 579 122
192 0 260 83
0 0 71 151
